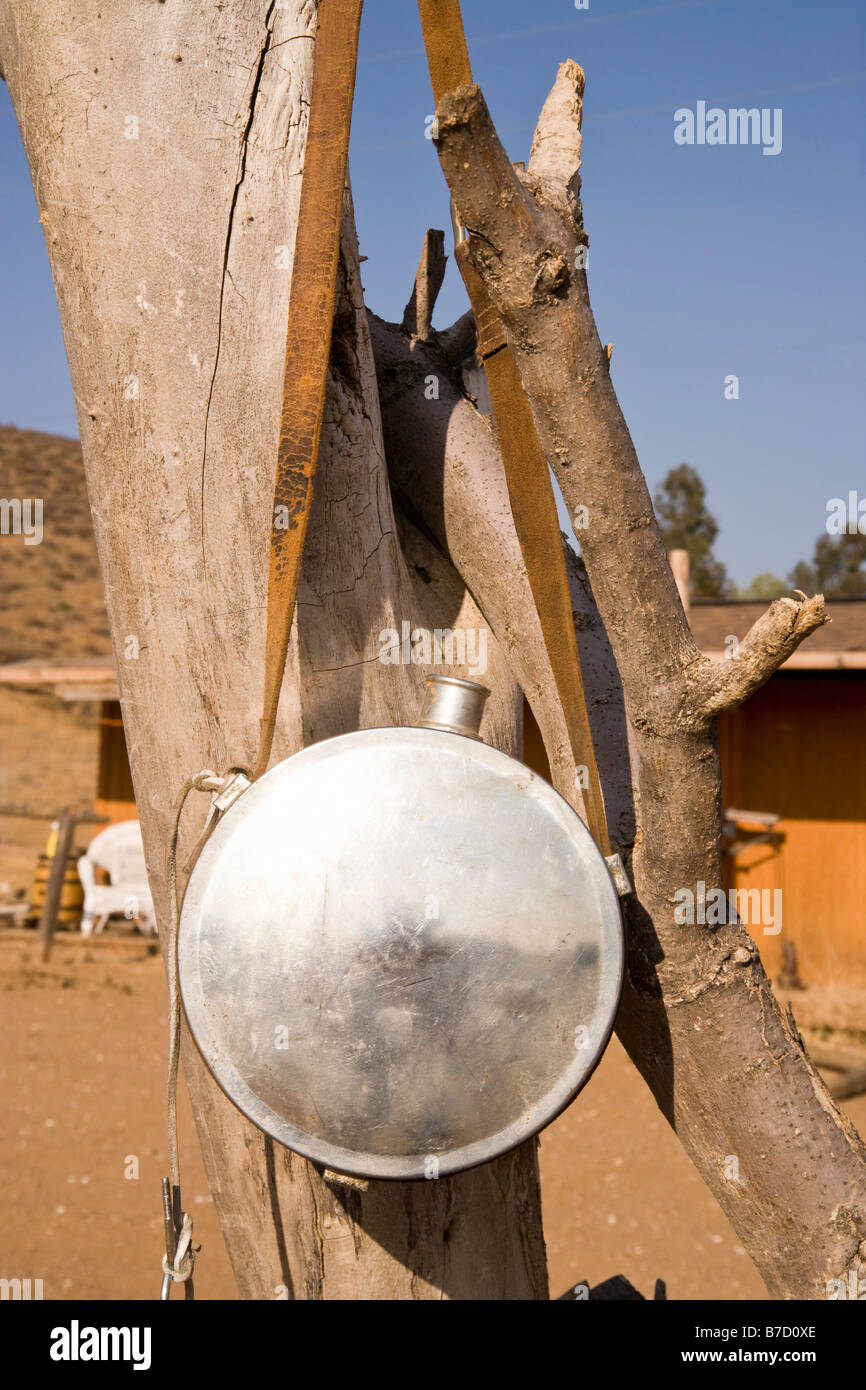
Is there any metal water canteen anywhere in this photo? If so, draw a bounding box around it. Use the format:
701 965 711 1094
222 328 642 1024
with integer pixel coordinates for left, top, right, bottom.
178 675 624 1181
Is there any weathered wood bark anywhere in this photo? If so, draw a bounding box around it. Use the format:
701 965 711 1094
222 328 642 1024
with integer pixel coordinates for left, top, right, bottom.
7 0 865 1303
420 63 866 1298
370 311 635 846
0 0 548 1299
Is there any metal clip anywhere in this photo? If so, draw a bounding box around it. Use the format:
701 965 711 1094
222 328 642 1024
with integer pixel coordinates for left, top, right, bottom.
160 1177 175 1301
323 1168 370 1192
605 853 632 899
213 771 252 814
159 1176 195 1301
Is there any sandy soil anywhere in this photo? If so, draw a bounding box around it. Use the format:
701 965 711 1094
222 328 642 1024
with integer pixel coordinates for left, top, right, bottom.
3 928 863 1301
1 426 863 1301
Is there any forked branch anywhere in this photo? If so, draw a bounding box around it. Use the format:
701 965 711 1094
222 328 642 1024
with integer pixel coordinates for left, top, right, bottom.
688 592 828 721
430 69 824 726
415 54 866 1301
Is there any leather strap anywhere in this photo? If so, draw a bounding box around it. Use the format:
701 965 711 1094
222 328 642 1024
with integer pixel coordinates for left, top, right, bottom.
256 0 611 855
417 0 473 104
417 0 610 853
255 0 364 778
458 249 610 852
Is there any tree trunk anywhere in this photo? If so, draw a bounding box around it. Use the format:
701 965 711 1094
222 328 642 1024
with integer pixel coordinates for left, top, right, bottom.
424 65 866 1299
0 0 547 1299
6 0 865 1303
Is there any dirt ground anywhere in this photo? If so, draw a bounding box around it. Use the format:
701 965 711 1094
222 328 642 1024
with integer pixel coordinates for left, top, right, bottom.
3 928 864 1301
1 426 863 1301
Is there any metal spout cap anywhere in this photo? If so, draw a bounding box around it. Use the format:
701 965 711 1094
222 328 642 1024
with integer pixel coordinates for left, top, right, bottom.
416 675 491 741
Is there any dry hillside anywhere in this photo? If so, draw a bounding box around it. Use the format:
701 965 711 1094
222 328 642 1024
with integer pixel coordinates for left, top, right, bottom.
0 425 111 663
0 427 106 893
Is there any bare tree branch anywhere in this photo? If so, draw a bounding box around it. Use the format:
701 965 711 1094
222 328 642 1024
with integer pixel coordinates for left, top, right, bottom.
0 0 550 1301
370 311 580 813
424 63 866 1300
401 227 447 340
528 56 585 232
434 82 699 729
432 76 828 730
687 592 829 721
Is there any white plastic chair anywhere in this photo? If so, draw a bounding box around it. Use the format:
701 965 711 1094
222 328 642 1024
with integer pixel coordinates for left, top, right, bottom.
77 820 156 937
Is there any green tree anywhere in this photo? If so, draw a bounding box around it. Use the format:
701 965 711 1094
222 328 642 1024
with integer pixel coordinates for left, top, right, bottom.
653 464 732 599
735 572 788 600
789 533 866 597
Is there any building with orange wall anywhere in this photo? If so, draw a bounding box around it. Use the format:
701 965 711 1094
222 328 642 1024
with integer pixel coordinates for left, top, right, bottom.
691 598 865 994
2 598 863 993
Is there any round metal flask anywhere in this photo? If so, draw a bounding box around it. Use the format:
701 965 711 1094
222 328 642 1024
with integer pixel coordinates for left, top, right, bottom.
178 677 624 1180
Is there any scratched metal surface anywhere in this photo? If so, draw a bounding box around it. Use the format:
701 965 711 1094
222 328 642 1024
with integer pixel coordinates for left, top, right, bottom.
178 727 623 1180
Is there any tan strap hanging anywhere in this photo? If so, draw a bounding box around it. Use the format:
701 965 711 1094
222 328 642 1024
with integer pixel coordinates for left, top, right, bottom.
255 0 364 779
256 0 611 857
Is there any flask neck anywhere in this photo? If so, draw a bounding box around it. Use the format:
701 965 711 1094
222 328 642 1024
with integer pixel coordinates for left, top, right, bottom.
415 676 490 741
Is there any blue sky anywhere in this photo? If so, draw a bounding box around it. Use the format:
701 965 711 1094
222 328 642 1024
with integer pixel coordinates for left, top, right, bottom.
1 0 864 586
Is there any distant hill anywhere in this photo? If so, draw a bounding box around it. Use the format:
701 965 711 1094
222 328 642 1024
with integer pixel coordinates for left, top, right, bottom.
0 426 111 662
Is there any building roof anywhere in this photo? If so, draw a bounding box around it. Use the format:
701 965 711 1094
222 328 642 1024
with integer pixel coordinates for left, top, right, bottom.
1 599 864 697
690 597 866 669
0 661 118 700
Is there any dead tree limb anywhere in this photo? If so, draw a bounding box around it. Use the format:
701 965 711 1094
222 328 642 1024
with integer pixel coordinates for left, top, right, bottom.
690 593 828 718
424 63 866 1298
0 0 547 1300
5 0 863 1302
370 309 635 851
401 228 447 340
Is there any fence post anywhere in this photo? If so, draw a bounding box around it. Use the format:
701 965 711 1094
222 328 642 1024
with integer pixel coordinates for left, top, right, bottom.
38 808 76 962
